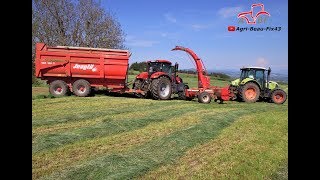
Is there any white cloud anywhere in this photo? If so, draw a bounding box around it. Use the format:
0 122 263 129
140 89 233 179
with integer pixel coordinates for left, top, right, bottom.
191 24 210 31
144 31 181 40
126 40 158 47
164 13 177 23
218 6 243 18
256 57 268 67
161 33 167 37
125 36 158 47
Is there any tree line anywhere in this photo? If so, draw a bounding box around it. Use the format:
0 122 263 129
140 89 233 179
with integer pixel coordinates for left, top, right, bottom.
32 0 126 83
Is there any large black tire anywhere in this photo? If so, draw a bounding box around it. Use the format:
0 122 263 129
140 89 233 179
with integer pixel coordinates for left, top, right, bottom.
49 80 69 97
151 78 159 100
72 79 91 97
133 79 142 90
178 85 193 101
271 89 287 104
151 76 172 100
240 82 260 103
133 79 144 98
198 91 211 103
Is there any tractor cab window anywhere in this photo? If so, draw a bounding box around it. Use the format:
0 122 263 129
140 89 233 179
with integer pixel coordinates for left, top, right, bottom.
162 63 172 73
240 69 255 80
240 70 245 80
149 63 161 73
255 70 264 79
248 70 254 79
255 70 265 87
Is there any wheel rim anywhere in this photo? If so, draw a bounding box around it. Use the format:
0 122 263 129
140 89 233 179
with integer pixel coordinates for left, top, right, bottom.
202 95 209 102
273 93 284 103
77 85 86 93
245 88 256 100
54 86 63 94
159 83 170 97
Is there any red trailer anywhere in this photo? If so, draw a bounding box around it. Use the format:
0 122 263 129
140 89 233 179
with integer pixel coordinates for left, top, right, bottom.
35 43 143 97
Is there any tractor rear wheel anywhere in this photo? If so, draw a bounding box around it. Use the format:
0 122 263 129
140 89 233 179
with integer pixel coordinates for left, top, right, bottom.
271 89 287 104
151 78 159 100
72 79 91 97
241 82 260 103
49 80 69 97
151 76 172 100
198 92 211 103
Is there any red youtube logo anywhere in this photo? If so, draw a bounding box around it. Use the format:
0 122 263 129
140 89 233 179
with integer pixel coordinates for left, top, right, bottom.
228 26 236 31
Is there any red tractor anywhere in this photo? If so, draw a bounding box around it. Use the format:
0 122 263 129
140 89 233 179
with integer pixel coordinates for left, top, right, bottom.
132 60 187 100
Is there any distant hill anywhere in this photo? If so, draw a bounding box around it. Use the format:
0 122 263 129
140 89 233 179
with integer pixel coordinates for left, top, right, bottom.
180 68 288 83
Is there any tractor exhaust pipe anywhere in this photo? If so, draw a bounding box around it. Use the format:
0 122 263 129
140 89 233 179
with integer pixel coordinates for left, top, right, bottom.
267 67 271 89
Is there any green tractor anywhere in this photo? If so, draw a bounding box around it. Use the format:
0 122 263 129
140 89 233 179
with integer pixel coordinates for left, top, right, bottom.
230 67 287 104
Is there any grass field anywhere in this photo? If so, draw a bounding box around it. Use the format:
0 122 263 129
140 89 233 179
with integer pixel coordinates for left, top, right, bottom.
32 73 288 179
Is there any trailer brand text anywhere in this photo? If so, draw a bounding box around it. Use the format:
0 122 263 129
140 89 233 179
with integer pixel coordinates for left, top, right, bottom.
73 64 97 72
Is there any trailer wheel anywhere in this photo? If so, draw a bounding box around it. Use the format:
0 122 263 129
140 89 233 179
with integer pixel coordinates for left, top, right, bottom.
240 82 260 103
49 80 69 97
271 89 287 104
72 79 91 97
198 92 211 104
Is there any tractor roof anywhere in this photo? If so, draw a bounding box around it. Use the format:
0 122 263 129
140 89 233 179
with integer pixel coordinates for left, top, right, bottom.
147 60 172 64
240 66 268 70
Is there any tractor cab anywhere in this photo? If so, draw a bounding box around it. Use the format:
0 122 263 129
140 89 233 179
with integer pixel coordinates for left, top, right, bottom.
147 60 173 75
146 60 181 83
239 67 269 89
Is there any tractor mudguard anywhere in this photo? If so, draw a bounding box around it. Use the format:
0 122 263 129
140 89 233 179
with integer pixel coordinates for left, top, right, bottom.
175 76 183 83
240 78 262 89
240 78 255 85
150 72 168 79
136 72 148 79
267 81 279 90
231 78 240 86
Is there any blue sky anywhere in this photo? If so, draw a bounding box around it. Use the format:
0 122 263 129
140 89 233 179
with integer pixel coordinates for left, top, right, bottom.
102 0 288 73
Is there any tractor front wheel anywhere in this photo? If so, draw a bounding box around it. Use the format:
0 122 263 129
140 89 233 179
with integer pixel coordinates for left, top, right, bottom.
133 79 144 98
241 82 260 103
133 79 142 90
198 92 211 103
271 89 287 104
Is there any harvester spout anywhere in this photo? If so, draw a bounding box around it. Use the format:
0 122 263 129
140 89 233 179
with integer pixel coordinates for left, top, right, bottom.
171 46 210 89
171 46 186 51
